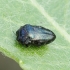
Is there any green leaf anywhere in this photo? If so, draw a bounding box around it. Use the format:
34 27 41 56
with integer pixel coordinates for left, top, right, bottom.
0 0 70 70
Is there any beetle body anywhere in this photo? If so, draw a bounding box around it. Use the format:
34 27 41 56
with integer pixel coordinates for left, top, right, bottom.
16 24 56 46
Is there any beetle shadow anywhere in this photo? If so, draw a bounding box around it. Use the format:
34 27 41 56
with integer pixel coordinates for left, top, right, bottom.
14 41 49 56
29 44 49 56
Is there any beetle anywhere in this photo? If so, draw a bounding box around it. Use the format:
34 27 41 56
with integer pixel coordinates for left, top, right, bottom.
16 24 56 46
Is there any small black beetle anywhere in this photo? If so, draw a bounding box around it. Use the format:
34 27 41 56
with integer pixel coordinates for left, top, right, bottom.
16 24 56 46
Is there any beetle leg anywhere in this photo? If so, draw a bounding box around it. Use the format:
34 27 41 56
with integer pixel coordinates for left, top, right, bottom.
25 44 29 47
25 38 31 45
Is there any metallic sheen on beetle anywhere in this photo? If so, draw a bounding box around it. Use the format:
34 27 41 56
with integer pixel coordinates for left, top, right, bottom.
16 24 56 46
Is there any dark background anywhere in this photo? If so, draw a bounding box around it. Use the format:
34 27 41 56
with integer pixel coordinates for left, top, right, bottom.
0 52 22 70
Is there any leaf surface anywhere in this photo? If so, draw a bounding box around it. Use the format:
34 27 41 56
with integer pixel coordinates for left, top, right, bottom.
0 0 70 70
